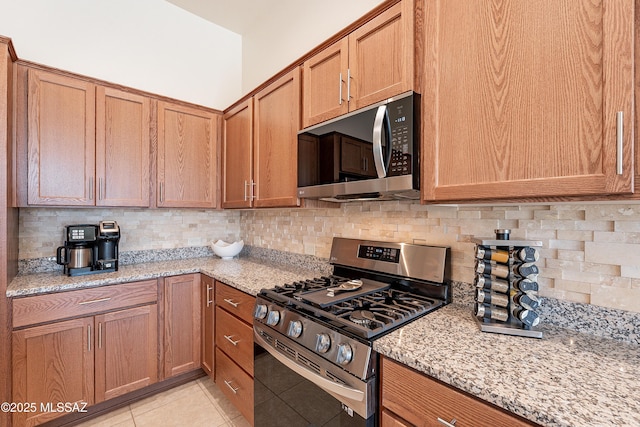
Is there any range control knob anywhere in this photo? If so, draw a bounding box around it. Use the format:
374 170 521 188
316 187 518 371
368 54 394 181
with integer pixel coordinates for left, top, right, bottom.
254 304 268 320
316 333 331 353
266 310 281 326
336 343 353 365
287 320 303 338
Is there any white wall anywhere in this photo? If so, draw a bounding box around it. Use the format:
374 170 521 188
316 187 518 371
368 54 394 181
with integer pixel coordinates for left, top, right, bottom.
241 0 385 94
0 0 242 110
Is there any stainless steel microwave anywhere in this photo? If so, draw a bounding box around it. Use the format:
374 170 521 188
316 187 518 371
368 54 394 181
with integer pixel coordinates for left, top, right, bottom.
297 91 420 202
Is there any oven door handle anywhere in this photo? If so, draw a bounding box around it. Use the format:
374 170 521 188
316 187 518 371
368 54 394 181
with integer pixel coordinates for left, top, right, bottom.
254 329 365 402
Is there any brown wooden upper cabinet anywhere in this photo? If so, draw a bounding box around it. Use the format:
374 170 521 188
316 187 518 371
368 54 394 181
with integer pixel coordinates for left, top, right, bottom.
157 101 218 208
422 0 635 202
302 0 415 128
223 68 301 208
26 68 151 207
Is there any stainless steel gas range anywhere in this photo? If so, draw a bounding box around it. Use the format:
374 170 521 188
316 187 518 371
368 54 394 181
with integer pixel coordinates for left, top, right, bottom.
253 238 451 426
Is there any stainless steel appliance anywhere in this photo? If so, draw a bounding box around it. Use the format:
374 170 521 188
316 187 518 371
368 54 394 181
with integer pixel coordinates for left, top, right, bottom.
253 238 450 426
297 92 420 202
56 221 120 276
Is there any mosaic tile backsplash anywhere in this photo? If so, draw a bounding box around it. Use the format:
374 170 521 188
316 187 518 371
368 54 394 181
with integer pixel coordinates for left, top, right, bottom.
19 202 640 314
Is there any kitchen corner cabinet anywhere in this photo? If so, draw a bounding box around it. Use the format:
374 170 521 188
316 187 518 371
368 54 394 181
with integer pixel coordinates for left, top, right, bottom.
11 280 158 427
380 357 534 427
302 0 414 128
214 281 255 425
222 67 301 208
157 101 219 208
163 274 201 378
422 0 635 202
201 274 215 378
25 68 151 207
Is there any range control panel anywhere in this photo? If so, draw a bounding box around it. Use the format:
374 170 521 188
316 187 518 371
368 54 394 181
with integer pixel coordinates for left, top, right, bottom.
358 245 400 263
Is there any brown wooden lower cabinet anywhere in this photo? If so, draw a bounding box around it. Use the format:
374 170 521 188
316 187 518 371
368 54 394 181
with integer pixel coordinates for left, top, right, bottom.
94 305 158 402
12 317 95 427
11 280 159 427
163 274 201 378
380 356 535 427
216 348 254 425
214 280 255 426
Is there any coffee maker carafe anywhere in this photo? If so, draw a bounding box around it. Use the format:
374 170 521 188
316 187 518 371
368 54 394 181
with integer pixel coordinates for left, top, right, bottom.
56 221 120 276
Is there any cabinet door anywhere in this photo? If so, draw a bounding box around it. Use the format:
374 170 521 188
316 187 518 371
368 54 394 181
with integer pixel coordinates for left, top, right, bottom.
96 87 151 207
157 102 218 208
222 98 253 208
253 68 301 208
12 317 94 427
95 305 158 402
348 0 414 110
27 69 95 205
163 274 201 378
422 0 635 201
201 275 215 378
302 38 349 128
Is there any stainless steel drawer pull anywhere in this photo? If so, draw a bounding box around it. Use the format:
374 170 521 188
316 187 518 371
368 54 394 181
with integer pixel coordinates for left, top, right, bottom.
78 297 111 305
437 417 457 427
224 334 240 346
223 298 239 307
616 111 623 175
206 285 213 307
98 322 103 349
223 380 239 394
89 177 94 201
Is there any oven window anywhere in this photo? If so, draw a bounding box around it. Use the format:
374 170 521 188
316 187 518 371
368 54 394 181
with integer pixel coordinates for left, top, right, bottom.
254 345 374 427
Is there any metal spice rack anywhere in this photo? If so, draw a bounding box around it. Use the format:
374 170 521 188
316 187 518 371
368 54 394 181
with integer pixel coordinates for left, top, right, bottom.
471 229 543 339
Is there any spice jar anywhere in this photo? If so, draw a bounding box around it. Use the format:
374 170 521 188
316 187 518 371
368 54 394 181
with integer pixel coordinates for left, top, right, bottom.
475 246 510 264
476 275 510 293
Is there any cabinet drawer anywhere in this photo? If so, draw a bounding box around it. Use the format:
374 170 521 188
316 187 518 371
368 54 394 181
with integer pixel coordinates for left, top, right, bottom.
216 348 254 425
381 357 533 427
13 280 158 328
216 307 253 376
215 281 255 323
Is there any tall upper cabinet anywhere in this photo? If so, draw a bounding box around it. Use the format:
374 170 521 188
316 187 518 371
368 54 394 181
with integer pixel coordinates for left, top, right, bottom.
421 0 635 201
222 68 301 208
157 101 218 208
24 68 151 206
302 0 415 128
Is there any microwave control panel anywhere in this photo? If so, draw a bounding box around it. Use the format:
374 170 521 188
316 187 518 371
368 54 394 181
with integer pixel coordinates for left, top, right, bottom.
388 100 414 176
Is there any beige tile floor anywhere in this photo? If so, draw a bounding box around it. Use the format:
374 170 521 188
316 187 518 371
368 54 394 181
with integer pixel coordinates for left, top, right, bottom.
76 377 250 427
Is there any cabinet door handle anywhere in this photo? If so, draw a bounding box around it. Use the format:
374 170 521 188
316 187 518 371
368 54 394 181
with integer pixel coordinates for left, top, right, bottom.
98 322 103 349
616 111 624 175
339 72 344 105
78 297 111 305
347 68 351 101
206 285 213 307
251 180 256 201
224 334 240 346
159 182 164 203
223 380 239 394
437 417 457 427
89 177 94 201
87 325 91 352
223 298 239 308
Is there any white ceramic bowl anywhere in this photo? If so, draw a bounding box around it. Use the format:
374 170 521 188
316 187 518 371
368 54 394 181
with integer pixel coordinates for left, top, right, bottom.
211 239 244 259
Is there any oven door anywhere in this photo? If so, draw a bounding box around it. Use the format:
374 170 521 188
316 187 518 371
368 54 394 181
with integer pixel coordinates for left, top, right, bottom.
254 325 376 427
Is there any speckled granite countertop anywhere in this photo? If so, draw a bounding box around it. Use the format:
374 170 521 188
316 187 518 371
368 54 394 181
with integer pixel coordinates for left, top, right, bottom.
8 257 640 426
7 256 323 298
374 303 640 427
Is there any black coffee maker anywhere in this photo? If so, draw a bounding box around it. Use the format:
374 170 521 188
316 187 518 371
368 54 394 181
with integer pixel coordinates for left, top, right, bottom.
56 221 120 276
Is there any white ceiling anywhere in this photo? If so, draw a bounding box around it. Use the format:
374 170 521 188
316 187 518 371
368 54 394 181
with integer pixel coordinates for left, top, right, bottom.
166 0 281 35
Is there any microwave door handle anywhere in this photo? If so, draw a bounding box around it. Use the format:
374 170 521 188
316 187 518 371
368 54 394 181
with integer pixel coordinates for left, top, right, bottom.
373 105 389 178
